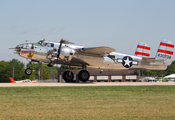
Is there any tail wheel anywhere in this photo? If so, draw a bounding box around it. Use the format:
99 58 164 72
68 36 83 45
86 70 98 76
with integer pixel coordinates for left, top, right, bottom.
63 71 74 82
78 70 90 82
25 68 32 75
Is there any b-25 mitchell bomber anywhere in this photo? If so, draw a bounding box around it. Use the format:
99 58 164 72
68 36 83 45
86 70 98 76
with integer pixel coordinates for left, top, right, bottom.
10 39 174 82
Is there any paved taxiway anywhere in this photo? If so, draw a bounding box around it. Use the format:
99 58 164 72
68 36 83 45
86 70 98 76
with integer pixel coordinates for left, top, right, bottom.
1 82 175 87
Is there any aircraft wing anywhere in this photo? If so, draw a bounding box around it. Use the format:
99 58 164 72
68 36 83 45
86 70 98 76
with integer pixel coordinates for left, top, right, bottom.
76 47 116 57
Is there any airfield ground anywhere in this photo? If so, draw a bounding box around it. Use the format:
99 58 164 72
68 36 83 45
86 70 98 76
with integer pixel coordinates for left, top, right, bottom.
1 82 175 87
1 83 175 119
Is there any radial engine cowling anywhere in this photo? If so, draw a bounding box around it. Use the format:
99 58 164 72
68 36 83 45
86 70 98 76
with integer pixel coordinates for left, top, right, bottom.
59 47 75 61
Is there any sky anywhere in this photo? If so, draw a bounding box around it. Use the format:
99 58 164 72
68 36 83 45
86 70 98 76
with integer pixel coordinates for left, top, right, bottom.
0 0 175 64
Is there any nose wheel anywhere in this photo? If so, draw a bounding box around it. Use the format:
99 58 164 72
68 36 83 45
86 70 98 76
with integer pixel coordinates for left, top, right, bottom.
25 61 33 75
25 68 32 75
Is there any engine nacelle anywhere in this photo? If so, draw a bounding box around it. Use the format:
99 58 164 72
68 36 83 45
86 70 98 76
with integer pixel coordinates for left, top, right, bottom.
59 47 75 61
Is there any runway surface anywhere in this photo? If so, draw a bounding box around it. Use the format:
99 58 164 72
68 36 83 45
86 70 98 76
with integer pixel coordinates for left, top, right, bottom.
1 82 175 87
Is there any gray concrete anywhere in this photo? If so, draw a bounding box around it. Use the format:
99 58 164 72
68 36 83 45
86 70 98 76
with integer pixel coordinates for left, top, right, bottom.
1 82 175 87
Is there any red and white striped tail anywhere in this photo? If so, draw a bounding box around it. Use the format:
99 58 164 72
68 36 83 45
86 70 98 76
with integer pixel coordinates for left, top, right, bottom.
155 40 174 65
135 42 150 57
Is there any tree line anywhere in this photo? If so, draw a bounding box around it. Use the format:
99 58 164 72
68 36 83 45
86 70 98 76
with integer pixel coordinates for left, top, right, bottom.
0 59 175 83
0 59 64 83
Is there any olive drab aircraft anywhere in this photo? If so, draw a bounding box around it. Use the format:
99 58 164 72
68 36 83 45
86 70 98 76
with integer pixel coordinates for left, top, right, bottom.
10 39 174 82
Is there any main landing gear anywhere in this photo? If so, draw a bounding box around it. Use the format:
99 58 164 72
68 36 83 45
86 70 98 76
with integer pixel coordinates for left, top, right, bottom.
24 60 90 82
62 70 90 82
78 70 90 82
63 71 74 82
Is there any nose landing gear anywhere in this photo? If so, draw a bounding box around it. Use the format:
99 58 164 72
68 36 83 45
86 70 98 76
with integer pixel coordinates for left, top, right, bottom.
25 68 32 75
25 61 33 75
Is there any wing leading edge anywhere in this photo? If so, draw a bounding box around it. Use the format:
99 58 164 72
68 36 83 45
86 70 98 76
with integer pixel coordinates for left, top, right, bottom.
76 47 116 57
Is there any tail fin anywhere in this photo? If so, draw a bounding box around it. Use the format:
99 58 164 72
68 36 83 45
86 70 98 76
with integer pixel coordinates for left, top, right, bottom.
135 42 150 57
155 40 174 66
9 77 16 83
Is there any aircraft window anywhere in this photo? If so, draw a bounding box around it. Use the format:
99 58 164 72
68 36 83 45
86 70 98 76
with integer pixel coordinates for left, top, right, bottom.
51 43 54 47
38 40 44 46
31 44 34 49
45 43 49 47
22 43 30 49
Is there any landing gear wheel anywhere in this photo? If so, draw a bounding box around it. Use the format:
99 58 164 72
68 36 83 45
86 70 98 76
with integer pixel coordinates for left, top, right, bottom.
63 71 74 82
25 68 32 75
78 70 90 82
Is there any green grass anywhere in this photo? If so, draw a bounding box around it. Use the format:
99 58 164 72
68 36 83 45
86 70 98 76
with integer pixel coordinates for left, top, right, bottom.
0 86 175 120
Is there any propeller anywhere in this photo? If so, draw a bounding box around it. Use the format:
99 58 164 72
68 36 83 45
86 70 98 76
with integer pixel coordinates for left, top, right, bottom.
57 38 74 59
61 39 74 44
57 39 64 58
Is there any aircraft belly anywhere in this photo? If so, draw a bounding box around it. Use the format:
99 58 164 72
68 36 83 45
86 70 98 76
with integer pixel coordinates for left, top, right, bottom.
72 54 115 68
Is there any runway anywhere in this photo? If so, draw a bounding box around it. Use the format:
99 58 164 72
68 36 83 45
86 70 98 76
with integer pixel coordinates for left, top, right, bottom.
1 82 175 87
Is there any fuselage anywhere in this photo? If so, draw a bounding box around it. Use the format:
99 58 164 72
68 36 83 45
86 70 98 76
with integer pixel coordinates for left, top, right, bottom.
15 40 167 70
12 39 174 82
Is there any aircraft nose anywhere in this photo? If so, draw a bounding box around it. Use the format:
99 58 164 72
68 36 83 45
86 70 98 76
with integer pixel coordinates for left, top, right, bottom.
15 44 23 52
9 44 22 51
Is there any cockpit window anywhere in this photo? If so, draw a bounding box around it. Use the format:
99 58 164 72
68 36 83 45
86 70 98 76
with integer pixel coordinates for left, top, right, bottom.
36 40 54 47
38 40 44 46
44 43 54 47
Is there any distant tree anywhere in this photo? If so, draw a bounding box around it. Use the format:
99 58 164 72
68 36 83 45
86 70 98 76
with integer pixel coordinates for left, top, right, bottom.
9 59 25 80
53 66 60 78
165 61 175 75
59 65 70 69
0 59 63 82
42 64 50 80
0 61 11 83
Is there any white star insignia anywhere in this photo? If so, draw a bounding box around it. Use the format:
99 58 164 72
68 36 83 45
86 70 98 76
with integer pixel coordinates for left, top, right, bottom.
124 57 132 66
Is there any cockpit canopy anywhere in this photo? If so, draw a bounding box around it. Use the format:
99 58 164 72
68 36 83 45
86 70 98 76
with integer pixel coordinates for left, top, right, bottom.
22 79 31 82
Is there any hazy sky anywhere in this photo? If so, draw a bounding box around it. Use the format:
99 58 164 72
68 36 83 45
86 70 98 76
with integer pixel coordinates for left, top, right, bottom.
0 0 175 63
